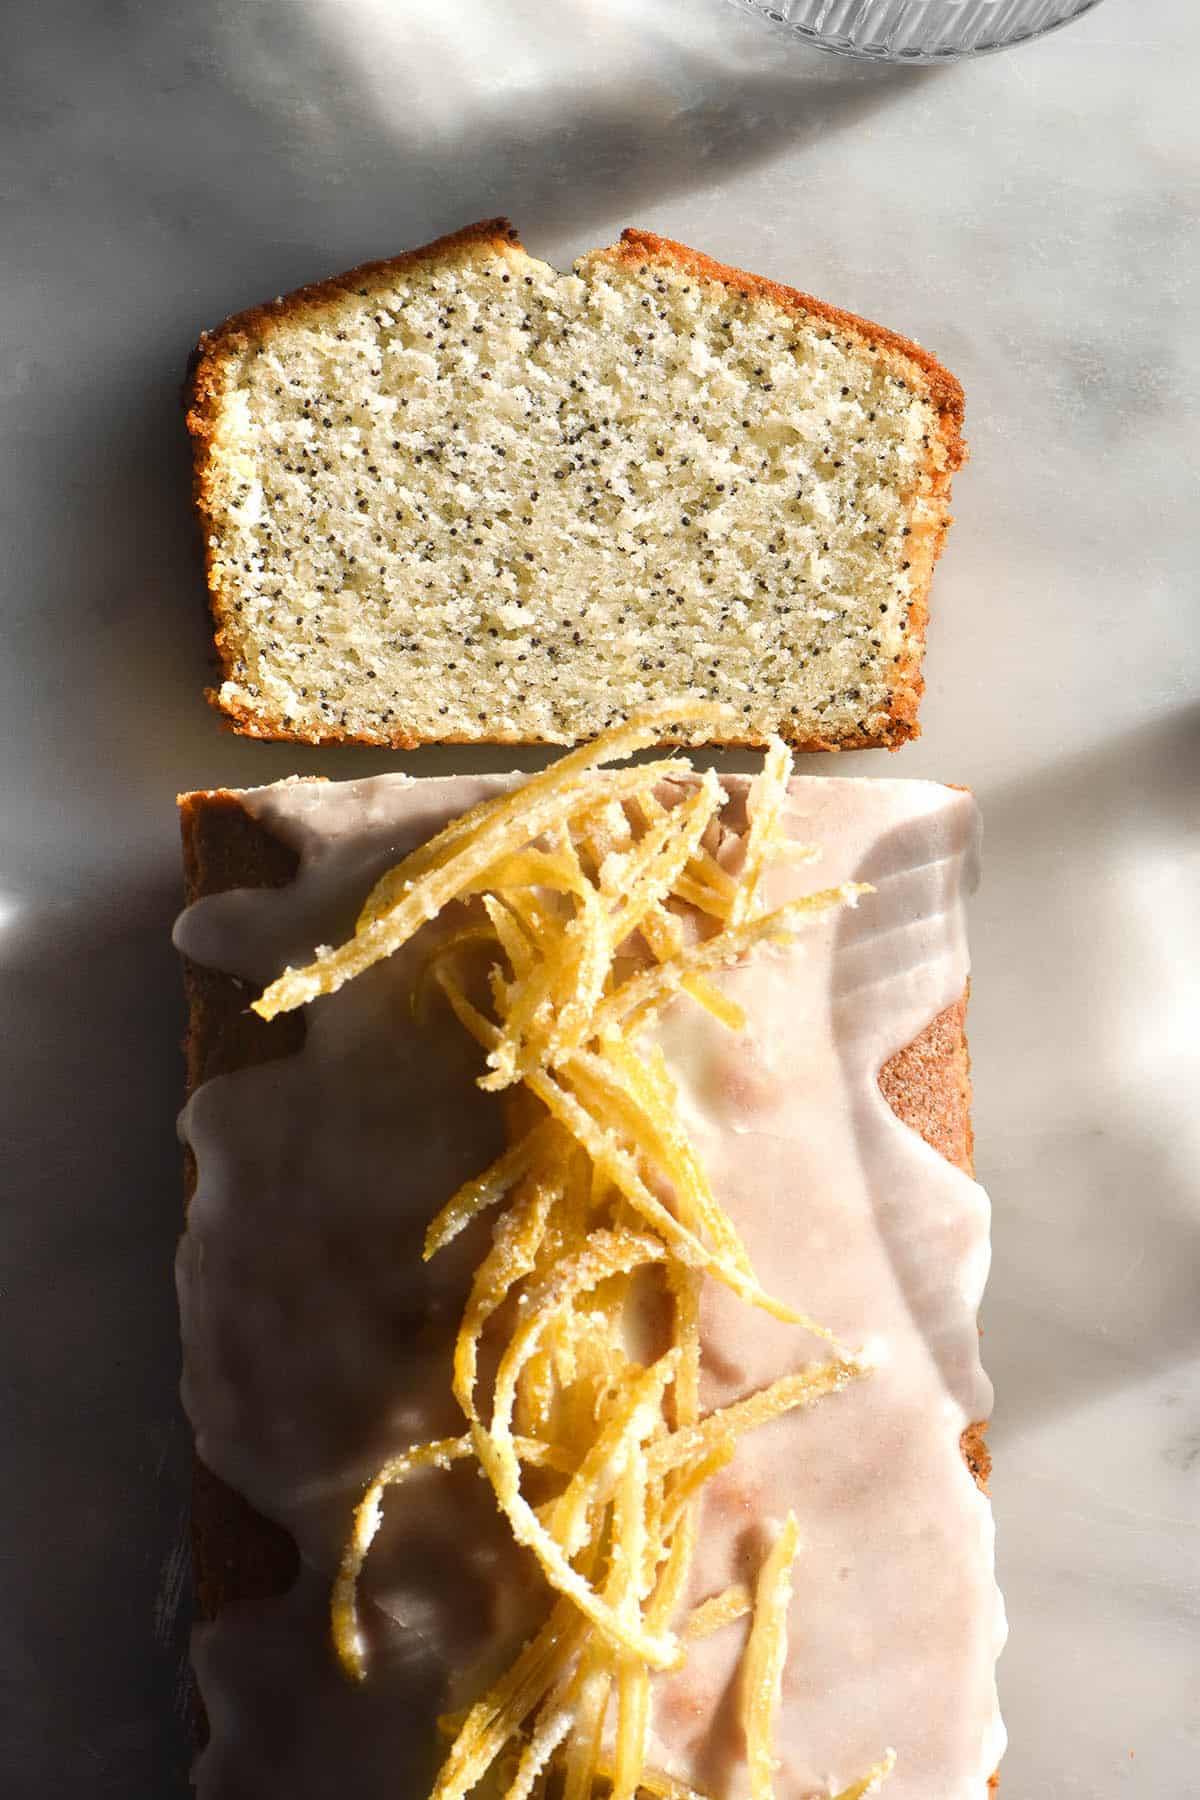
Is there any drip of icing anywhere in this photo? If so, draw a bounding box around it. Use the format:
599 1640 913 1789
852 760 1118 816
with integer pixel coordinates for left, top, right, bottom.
175 771 1004 1799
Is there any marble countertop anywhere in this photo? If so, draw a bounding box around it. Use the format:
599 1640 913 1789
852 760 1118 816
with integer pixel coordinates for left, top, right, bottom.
2 0 1196 1792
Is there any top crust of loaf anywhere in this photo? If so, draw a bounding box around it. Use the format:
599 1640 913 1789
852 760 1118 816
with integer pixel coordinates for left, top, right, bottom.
189 219 965 443
602 227 965 444
187 219 525 378
186 220 966 752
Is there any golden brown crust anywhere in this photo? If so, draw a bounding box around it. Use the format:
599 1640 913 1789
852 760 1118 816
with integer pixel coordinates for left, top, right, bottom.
184 220 964 753
199 704 915 755
960 1420 993 1495
877 993 974 1179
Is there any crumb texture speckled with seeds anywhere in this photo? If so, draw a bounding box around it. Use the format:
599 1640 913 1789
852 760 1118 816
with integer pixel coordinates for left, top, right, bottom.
187 222 964 748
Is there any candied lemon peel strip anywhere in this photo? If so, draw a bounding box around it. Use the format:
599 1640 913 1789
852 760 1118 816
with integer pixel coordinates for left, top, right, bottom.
743 1512 801 1800
831 1750 898 1799
686 1583 753 1641
258 705 877 1797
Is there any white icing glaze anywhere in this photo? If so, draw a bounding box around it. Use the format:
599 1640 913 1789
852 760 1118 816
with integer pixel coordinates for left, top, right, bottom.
647 782 1004 1798
176 770 1004 1798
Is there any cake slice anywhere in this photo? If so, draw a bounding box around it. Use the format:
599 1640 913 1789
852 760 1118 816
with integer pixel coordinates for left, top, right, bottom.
174 714 1003 1797
186 220 965 750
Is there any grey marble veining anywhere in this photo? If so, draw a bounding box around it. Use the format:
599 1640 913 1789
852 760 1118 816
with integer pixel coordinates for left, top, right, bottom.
1 0 1196 1793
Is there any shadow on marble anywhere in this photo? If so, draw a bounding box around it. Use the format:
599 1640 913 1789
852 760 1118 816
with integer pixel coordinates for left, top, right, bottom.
972 705 1200 1443
0 864 194 1791
281 0 933 248
7 0 930 315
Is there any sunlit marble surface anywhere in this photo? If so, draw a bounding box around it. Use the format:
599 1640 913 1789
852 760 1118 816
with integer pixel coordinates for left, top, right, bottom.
2 0 1196 1792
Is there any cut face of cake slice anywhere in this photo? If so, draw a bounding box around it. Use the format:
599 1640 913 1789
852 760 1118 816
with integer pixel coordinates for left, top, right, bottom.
186 220 965 751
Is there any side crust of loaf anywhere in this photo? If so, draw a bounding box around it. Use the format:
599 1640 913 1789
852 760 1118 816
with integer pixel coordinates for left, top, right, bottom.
178 787 988 1639
179 793 303 1626
184 221 965 753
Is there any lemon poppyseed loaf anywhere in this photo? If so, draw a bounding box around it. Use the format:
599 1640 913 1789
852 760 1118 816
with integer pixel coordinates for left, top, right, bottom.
186 221 965 750
175 767 1001 1796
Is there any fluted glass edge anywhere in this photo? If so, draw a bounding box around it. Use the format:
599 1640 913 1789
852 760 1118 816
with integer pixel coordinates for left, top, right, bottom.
728 0 1106 62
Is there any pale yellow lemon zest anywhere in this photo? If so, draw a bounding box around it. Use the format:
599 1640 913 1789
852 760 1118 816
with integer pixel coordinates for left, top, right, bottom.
830 1749 898 1799
687 1583 754 1640
743 1512 801 1800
